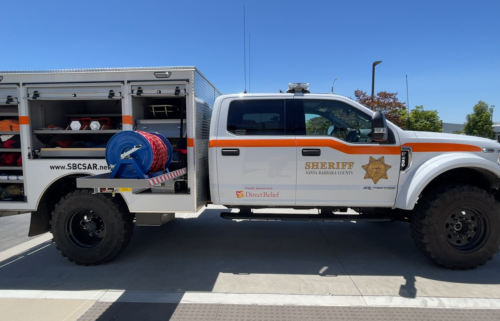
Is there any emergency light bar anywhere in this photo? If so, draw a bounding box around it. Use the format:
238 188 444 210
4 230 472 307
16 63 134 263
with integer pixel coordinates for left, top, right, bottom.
287 83 310 93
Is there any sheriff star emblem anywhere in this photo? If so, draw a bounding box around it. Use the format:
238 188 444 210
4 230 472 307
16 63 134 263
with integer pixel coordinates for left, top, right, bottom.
362 156 392 184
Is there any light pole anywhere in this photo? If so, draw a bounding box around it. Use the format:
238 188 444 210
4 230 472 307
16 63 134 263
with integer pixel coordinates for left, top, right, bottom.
331 78 337 94
371 61 382 105
492 105 497 141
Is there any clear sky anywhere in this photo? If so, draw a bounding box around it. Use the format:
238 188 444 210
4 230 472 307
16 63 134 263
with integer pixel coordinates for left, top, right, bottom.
1 0 498 124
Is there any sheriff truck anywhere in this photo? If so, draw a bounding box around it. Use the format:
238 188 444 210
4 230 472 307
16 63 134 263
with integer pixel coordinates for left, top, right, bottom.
0 67 498 270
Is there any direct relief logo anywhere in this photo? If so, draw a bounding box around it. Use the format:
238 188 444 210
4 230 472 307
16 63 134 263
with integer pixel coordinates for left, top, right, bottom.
236 191 244 198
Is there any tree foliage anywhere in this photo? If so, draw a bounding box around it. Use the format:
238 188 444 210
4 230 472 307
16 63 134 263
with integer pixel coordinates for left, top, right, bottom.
463 101 494 138
306 116 331 135
354 90 407 128
399 105 442 132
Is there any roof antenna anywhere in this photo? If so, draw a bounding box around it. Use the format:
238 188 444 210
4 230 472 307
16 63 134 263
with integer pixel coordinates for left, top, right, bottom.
243 6 247 94
406 74 410 130
249 33 251 93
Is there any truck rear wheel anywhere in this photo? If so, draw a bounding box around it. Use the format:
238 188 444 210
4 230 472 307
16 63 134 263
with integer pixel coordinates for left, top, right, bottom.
411 184 500 269
50 190 134 265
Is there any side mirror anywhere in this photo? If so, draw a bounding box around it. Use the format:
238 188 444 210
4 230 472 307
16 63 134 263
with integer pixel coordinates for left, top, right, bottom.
371 111 388 142
327 125 334 135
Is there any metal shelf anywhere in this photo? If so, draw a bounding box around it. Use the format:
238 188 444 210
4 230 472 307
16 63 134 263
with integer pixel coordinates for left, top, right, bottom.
0 179 23 183
0 148 21 152
33 130 121 135
66 114 122 117
0 166 22 170
0 131 19 135
41 148 105 158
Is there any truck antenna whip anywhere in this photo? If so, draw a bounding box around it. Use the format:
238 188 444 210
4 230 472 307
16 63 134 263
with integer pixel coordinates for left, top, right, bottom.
249 33 251 93
243 6 247 93
406 74 410 130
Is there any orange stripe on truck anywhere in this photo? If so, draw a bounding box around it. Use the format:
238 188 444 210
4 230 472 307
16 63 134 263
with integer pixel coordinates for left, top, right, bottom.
19 116 29 125
210 139 482 154
403 143 481 153
122 115 133 125
187 138 194 147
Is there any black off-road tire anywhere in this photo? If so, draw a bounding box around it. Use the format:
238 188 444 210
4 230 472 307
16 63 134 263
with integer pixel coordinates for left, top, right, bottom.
50 190 134 265
410 184 500 269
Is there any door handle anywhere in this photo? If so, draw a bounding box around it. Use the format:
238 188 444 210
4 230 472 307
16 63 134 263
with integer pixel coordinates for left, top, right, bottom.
302 149 321 156
221 148 240 156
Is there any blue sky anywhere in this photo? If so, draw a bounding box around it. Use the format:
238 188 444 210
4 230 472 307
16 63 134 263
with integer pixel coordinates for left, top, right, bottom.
1 0 498 124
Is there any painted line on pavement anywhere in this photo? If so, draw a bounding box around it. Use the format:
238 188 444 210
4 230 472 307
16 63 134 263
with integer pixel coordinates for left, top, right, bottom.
0 290 106 301
0 290 499 309
0 233 53 263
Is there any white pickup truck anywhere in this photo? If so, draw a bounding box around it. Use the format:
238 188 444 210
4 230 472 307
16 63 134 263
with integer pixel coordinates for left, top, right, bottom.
0 68 498 269
75 82 500 270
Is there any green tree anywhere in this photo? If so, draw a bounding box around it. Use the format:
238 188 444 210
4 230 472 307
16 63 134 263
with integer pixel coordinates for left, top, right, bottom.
306 116 331 135
400 105 442 132
463 101 494 138
354 90 407 128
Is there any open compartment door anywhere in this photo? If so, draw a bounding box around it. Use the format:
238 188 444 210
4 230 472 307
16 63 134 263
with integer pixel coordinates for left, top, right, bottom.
0 86 19 105
131 83 187 97
26 83 123 100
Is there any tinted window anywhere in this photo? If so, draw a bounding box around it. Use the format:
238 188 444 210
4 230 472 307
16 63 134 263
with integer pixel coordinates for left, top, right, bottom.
227 100 285 135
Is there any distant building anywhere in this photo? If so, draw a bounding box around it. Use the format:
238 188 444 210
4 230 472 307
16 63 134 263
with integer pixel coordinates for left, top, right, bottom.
493 123 500 142
442 122 500 142
442 122 464 134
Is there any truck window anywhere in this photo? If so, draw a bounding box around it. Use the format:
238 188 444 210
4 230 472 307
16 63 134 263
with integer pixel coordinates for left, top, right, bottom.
227 100 285 135
302 100 373 143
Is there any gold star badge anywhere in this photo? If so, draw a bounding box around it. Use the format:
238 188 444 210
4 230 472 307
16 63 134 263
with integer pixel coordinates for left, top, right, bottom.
362 156 392 184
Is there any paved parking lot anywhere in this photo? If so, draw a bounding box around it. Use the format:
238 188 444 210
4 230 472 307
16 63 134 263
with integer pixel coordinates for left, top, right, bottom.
0 206 499 320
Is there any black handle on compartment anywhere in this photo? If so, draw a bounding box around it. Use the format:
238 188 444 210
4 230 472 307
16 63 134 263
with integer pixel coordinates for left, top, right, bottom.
221 148 240 156
302 149 321 156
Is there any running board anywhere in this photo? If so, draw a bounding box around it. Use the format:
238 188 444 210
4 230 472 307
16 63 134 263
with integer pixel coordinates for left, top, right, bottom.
220 212 393 222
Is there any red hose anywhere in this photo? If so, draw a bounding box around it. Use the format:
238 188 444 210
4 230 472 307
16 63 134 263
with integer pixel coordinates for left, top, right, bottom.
137 131 168 173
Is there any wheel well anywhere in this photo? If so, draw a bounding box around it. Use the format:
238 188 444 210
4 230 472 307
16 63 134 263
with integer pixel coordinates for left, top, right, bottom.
422 167 500 197
28 174 128 237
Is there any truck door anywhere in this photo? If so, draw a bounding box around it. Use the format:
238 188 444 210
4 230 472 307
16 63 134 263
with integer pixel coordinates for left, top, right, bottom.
294 98 400 208
215 98 296 206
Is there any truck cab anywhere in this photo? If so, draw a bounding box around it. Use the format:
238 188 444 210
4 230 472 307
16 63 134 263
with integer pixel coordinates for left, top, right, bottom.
210 90 402 207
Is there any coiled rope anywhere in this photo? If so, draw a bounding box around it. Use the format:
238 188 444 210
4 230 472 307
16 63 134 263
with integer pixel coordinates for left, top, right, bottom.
136 131 168 173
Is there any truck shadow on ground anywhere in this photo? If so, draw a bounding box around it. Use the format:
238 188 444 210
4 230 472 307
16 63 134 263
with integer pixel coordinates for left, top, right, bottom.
0 208 499 301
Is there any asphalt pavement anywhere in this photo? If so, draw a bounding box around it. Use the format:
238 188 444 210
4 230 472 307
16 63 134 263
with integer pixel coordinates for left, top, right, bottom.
0 206 499 321
0 213 32 252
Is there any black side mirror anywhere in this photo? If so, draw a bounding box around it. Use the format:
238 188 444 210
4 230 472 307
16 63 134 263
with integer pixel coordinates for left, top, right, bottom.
371 111 388 142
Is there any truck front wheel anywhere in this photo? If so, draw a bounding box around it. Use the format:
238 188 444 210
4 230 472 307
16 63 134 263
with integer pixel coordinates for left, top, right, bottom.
51 190 134 265
411 184 500 269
